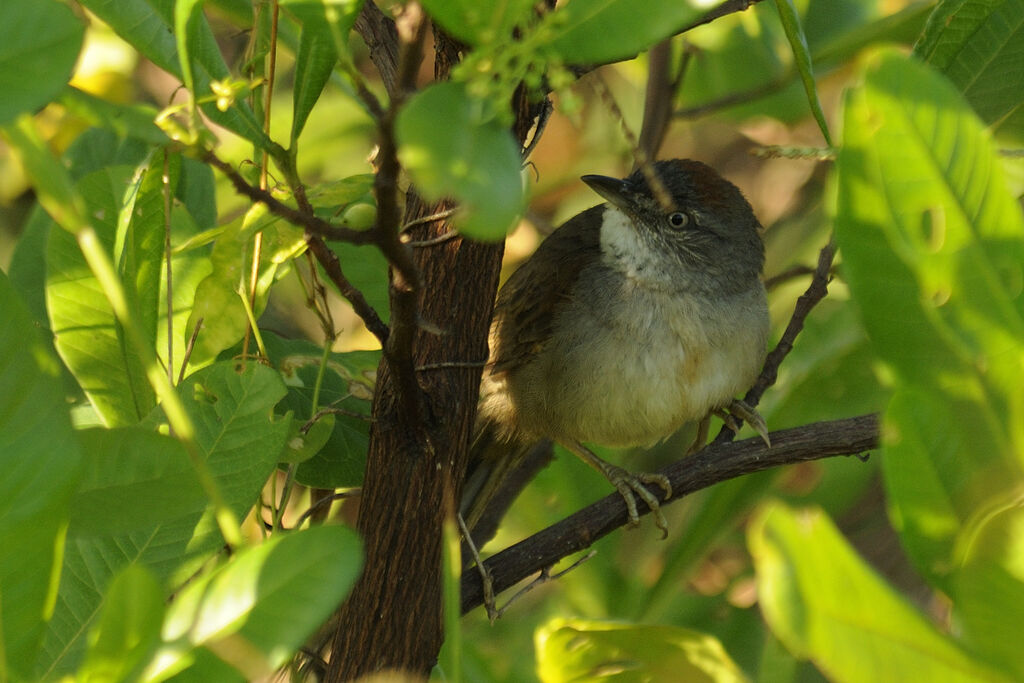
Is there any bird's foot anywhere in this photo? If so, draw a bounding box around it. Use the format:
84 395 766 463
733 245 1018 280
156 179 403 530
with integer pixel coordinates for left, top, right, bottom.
566 442 672 538
719 398 771 447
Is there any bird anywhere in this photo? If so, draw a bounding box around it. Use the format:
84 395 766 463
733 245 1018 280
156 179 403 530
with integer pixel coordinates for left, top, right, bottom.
463 159 770 540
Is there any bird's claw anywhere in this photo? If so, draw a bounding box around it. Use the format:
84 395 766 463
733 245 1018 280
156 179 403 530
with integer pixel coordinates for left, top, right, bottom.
713 399 770 447
606 465 672 539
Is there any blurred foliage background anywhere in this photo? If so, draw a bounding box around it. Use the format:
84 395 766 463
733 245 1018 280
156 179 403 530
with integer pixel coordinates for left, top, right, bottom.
1 0 1023 681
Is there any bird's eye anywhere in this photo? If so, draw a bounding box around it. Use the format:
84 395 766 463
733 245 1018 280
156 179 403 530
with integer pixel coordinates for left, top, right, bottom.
667 211 689 229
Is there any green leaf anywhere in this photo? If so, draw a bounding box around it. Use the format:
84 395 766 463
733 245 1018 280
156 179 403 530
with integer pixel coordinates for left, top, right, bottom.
675 6 804 124
0 0 84 125
40 362 288 677
396 81 524 240
46 167 157 426
79 0 273 149
151 525 362 680
544 0 702 64
280 414 335 464
773 0 833 145
260 332 376 488
748 501 1009 683
0 271 83 680
184 200 302 366
915 0 1024 142
420 0 535 45
68 427 206 537
535 618 747 683
77 565 165 683
59 86 166 145
8 205 58 328
282 0 365 144
835 48 1024 587
122 153 181 360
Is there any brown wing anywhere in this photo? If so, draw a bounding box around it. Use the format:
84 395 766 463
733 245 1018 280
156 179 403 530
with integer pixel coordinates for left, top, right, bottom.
489 205 604 374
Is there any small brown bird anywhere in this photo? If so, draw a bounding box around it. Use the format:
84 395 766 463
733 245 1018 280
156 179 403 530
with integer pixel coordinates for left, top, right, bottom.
465 159 769 538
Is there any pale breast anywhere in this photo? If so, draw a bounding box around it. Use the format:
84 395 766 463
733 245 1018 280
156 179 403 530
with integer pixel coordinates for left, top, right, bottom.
506 279 767 448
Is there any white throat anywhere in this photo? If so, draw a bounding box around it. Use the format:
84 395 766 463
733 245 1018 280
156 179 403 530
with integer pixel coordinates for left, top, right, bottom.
598 206 668 286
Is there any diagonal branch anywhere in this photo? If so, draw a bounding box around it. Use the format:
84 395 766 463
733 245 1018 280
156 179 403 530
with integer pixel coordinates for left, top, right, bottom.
715 238 836 443
202 151 377 245
461 412 880 613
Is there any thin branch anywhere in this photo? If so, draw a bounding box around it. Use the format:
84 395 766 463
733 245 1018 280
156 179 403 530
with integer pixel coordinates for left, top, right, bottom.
461 413 880 613
374 3 430 437
354 1 400 98
764 264 816 290
712 239 835 444
202 151 376 245
491 550 597 620
675 78 788 119
745 240 834 406
637 39 676 161
305 235 390 344
679 0 766 35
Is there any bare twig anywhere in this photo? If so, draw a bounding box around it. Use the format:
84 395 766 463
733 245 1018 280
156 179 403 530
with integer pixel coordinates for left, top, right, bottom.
304 235 390 344
730 238 835 419
491 551 597 620
354 2 400 97
764 264 817 290
295 489 362 528
202 151 376 244
678 0 766 35
461 413 879 613
638 39 677 161
675 78 787 120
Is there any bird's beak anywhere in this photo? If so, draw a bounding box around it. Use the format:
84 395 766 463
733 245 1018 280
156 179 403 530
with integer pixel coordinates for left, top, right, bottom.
581 174 633 212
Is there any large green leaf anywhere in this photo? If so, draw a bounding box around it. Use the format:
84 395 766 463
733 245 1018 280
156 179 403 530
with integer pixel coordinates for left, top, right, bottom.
420 0 535 45
46 167 156 426
749 501 1009 682
0 0 83 125
544 0 702 64
915 0 1024 142
835 48 1024 580
75 565 165 683
396 81 524 240
68 428 206 537
39 362 289 677
535 618 746 683
149 525 362 680
0 272 83 680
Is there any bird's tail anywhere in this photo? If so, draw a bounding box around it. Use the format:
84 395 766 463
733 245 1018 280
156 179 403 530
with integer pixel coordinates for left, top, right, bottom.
461 424 552 551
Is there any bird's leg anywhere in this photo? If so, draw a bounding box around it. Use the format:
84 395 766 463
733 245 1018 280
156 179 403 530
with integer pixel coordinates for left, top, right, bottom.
722 398 771 447
563 441 672 538
686 414 712 454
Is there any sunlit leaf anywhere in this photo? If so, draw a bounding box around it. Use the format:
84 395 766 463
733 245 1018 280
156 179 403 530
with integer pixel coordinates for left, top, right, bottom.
396 81 524 240
151 525 362 679
536 618 746 683
544 0 701 64
77 565 165 683
0 272 82 680
749 501 1009 682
